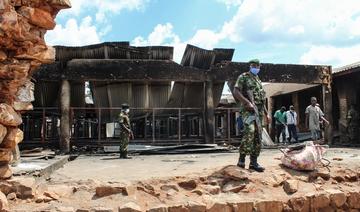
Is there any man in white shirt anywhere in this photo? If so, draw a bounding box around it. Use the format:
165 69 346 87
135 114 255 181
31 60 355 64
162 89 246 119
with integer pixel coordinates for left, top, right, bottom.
285 105 298 143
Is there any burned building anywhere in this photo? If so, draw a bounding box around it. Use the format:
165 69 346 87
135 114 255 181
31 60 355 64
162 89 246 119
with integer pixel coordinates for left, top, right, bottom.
332 62 360 144
20 42 332 151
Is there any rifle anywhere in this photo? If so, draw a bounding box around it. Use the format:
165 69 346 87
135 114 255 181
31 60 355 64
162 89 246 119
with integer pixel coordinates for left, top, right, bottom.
119 121 133 139
246 90 262 142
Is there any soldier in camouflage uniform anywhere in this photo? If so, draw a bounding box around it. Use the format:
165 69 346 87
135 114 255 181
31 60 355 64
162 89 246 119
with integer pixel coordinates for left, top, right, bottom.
233 59 269 172
118 103 133 159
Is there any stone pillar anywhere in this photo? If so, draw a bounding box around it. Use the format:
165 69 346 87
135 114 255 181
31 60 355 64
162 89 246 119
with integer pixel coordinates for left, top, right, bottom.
60 80 71 153
0 0 71 179
323 85 333 145
204 81 215 143
292 92 300 128
320 66 333 145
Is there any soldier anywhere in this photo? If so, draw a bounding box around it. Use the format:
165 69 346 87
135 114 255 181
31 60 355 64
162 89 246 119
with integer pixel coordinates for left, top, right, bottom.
118 103 133 159
347 104 359 142
233 59 269 172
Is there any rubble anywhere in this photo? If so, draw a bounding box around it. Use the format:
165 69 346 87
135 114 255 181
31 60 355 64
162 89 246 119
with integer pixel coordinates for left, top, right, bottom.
206 202 232 212
347 192 360 209
160 184 179 192
186 201 206 212
220 165 249 181
201 184 220 195
0 165 12 180
5 162 360 211
178 179 197 190
328 189 347 208
146 204 168 212
287 197 310 212
95 185 128 197
309 169 331 181
255 200 283 212
230 201 254 212
90 207 114 212
311 193 330 210
6 192 16 201
0 191 8 210
0 125 7 143
118 202 142 212
282 179 299 194
222 181 246 193
56 206 75 212
168 204 189 212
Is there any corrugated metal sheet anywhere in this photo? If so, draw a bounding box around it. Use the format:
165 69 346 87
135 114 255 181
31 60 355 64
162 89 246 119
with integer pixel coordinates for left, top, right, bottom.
33 82 60 107
181 44 215 69
70 82 85 107
149 83 171 108
34 82 84 108
132 84 148 108
91 81 171 122
167 83 185 108
169 45 234 108
137 46 173 60
55 42 130 61
35 43 233 123
213 48 235 65
55 42 173 61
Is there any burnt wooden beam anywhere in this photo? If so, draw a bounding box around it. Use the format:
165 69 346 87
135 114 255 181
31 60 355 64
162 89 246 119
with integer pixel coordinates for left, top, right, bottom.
34 59 330 84
34 59 207 82
210 62 329 84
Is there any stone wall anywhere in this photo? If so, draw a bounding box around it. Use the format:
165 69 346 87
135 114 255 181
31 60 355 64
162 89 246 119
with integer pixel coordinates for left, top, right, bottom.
0 0 70 179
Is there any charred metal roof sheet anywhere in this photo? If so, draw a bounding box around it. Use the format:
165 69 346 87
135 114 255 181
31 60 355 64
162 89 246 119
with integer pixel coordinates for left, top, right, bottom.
169 44 234 108
180 44 234 69
55 42 173 61
34 42 234 110
333 61 360 77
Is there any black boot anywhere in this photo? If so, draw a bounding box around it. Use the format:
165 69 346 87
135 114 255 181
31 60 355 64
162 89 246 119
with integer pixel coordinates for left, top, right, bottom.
237 154 246 168
249 155 265 172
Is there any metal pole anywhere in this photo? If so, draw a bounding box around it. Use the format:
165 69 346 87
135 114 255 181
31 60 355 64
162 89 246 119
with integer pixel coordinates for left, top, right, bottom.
98 108 101 141
227 109 231 142
152 108 155 144
41 108 45 143
70 108 74 140
178 108 181 144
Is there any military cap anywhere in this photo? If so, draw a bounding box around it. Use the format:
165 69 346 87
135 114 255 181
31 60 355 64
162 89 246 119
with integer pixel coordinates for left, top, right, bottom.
121 103 129 109
249 59 260 65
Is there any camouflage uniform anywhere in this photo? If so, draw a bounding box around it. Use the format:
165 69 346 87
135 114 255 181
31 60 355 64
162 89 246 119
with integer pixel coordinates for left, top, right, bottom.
118 111 131 157
235 72 266 157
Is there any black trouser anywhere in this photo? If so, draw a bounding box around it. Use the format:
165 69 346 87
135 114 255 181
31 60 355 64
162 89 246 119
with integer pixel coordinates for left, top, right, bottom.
276 124 285 143
287 124 298 143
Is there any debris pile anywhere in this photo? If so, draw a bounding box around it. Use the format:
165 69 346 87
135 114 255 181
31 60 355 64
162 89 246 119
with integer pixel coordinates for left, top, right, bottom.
5 164 360 211
0 0 71 179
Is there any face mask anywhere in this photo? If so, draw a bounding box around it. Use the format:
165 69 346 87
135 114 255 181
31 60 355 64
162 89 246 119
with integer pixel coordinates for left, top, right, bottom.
125 109 130 113
250 67 260 75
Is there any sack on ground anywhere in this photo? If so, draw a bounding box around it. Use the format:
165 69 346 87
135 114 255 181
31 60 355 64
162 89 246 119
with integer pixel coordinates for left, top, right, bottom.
280 141 327 171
